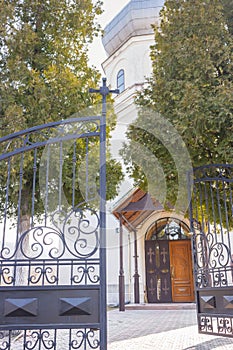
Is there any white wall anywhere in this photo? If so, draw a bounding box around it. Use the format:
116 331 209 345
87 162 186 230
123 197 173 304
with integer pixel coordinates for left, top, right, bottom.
103 24 156 307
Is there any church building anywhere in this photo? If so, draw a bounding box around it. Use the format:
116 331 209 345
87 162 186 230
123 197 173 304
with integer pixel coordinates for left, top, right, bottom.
102 0 195 306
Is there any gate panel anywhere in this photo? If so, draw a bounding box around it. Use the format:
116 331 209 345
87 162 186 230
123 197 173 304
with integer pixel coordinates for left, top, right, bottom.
188 164 233 337
0 116 106 349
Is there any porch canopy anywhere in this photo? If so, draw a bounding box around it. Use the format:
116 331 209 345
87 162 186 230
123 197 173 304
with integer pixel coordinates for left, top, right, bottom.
112 188 163 230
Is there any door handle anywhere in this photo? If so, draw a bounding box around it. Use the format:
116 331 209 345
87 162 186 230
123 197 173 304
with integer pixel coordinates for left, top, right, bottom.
171 266 175 279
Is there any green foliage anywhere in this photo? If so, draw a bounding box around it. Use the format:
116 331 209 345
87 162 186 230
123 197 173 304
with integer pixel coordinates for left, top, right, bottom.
0 0 123 220
0 0 103 130
123 0 233 213
222 0 233 35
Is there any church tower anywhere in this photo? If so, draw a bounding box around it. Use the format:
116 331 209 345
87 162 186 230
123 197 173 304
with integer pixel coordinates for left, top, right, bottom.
102 0 164 126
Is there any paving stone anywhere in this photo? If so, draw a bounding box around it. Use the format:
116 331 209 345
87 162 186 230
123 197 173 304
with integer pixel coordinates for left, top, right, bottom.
108 309 233 349
4 309 233 349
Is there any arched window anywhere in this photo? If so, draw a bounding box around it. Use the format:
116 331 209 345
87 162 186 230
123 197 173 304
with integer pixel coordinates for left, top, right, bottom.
117 69 125 93
146 217 190 241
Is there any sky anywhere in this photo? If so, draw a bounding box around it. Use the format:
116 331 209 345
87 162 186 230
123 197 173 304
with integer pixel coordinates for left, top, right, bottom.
88 0 130 73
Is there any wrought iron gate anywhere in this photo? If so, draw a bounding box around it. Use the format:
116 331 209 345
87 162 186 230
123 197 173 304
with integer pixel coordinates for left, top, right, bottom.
0 111 107 348
188 164 233 337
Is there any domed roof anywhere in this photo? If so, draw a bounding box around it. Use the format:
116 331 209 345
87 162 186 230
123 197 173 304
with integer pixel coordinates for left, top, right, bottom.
102 0 165 56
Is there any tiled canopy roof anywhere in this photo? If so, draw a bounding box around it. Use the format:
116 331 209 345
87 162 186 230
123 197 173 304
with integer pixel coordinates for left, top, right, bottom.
112 188 164 231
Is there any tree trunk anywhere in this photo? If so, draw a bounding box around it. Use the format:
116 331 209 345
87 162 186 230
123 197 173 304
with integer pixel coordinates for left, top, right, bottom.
15 215 30 286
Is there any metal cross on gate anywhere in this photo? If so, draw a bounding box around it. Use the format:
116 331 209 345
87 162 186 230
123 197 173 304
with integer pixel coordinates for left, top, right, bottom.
89 77 119 115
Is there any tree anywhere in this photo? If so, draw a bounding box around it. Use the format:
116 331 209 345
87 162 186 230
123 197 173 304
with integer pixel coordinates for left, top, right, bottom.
222 0 233 35
0 0 123 253
0 0 102 129
122 0 233 214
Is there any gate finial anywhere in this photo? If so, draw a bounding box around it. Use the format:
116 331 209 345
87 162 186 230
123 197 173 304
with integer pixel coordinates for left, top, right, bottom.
89 78 119 116
89 77 119 97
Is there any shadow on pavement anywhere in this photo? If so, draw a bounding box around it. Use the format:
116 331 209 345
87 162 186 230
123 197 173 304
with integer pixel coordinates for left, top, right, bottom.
183 337 233 350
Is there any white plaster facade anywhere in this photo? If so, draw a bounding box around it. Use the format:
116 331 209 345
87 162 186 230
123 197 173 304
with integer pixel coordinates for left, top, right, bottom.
102 0 166 305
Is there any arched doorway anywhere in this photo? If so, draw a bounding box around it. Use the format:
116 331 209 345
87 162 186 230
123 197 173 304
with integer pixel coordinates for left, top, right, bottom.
145 217 195 303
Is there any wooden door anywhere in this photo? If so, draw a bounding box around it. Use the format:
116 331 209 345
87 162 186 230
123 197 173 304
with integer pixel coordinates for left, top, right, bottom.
145 240 172 303
169 240 194 302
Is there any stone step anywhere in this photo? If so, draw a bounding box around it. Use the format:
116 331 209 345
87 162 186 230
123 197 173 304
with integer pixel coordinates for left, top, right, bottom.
125 303 196 310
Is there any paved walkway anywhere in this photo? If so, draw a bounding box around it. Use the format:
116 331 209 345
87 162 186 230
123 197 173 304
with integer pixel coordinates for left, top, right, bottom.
6 307 233 349
108 309 233 349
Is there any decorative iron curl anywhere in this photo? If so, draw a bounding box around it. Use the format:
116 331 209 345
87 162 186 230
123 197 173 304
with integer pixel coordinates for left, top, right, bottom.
218 318 233 334
194 229 231 271
209 243 230 268
72 266 99 284
28 266 58 285
62 206 100 259
0 247 12 260
213 271 227 287
0 332 9 350
195 233 209 269
25 330 55 350
199 316 213 332
70 329 100 349
64 206 100 235
0 267 15 285
197 270 211 288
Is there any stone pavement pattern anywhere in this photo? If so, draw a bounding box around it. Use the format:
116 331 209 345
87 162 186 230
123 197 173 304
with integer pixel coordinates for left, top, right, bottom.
7 308 233 349
108 309 233 350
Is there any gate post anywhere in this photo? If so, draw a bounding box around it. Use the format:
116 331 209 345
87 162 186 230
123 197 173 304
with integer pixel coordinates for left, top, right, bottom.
90 78 119 348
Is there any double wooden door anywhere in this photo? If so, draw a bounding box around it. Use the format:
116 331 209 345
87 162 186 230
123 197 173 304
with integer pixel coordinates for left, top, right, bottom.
145 240 194 303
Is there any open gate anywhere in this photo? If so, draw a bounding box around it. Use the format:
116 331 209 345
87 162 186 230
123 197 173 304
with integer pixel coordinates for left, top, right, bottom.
188 164 233 337
0 110 107 349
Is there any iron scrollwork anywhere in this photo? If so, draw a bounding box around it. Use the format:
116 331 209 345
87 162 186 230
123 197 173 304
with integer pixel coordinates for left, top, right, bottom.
189 164 233 338
71 265 99 285
0 329 100 350
0 206 100 261
25 330 55 350
218 318 233 335
70 329 100 349
199 316 213 332
28 267 58 285
193 230 231 288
